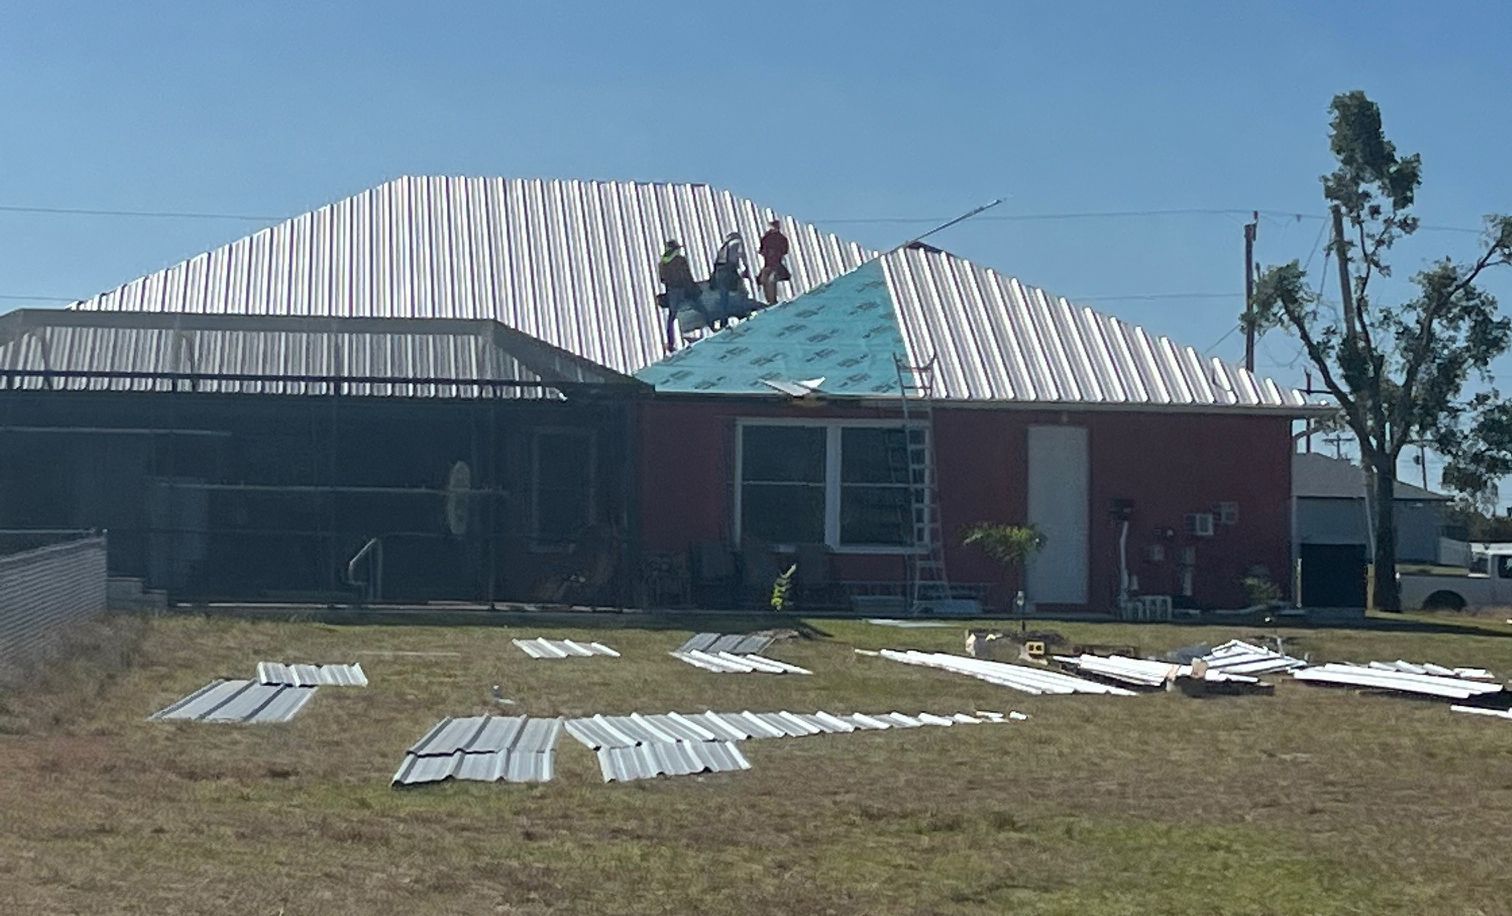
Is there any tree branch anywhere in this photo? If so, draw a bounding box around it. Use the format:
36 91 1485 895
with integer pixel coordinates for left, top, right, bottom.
1393 241 1511 453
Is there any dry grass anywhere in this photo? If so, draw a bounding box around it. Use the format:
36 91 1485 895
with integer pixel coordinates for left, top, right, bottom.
3 611 1512 914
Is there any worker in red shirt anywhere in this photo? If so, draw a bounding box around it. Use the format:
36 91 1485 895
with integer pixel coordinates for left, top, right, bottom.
756 219 791 306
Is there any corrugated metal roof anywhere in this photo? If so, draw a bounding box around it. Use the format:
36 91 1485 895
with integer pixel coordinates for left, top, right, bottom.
61 173 1308 412
641 246 1315 412
149 679 316 723
256 662 368 687
0 310 635 399
71 176 872 377
512 637 620 659
392 715 562 786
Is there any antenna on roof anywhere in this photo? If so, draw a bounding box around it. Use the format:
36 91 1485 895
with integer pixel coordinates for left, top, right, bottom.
905 199 1003 247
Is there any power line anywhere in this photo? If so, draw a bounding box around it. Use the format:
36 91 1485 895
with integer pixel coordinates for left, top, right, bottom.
0 201 1488 234
812 207 1487 234
1203 323 1242 356
0 204 284 222
1068 292 1236 302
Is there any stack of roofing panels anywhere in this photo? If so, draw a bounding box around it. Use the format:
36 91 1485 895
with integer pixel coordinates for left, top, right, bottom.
512 638 619 659
1368 661 1495 681
1292 664 1506 700
877 649 1136 696
563 708 1026 783
149 679 316 724
1054 654 1264 688
669 650 811 674
865 619 955 629
256 662 369 687
677 633 775 655
391 715 563 786
1198 640 1306 675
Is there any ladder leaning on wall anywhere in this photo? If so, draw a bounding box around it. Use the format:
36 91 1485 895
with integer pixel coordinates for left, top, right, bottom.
893 354 953 614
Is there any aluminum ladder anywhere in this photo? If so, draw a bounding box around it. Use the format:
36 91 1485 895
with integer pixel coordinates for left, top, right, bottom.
894 355 952 614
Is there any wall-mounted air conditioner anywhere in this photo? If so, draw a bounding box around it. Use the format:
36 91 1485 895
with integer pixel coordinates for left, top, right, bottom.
1185 512 1215 538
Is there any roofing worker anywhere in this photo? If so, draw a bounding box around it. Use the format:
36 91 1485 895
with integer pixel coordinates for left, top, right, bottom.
756 219 791 305
658 240 710 352
710 231 751 323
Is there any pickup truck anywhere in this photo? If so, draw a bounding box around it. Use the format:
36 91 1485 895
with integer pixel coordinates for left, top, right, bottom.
1399 545 1512 611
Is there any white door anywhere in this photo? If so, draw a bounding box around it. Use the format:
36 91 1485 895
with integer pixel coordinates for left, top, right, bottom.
1026 426 1089 605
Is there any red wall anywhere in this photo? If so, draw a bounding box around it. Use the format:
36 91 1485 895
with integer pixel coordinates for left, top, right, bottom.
637 399 1293 610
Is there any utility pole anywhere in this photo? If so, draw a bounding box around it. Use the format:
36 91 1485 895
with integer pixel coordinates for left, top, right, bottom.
1304 370 1313 453
1416 441 1429 491
1243 211 1258 371
1331 205 1357 339
1324 434 1347 460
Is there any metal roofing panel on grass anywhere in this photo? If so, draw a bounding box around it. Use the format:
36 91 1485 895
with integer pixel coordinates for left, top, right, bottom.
149 679 316 724
394 715 561 786
257 661 368 687
513 637 618 659
675 633 775 655
876 649 1137 696
596 740 751 783
1292 664 1505 700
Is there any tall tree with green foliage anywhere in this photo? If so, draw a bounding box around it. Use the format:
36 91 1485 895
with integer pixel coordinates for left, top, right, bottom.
1250 91 1512 610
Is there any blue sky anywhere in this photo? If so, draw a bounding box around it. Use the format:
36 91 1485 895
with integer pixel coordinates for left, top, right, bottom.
3 1 1510 488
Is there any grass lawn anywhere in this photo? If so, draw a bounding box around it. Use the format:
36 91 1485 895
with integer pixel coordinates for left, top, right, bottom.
3 611 1512 914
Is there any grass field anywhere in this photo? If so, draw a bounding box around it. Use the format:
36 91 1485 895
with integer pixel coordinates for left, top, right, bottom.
3 611 1512 915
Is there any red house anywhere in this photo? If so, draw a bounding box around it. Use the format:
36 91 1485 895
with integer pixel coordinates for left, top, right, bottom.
41 176 1320 611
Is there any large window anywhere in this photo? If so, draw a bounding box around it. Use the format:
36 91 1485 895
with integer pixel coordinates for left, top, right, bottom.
532 429 596 544
738 422 919 551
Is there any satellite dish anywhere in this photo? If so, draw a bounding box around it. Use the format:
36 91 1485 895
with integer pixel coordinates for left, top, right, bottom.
444 461 471 536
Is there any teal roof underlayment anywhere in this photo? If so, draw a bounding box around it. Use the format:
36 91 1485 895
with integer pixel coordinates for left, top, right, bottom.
635 260 910 397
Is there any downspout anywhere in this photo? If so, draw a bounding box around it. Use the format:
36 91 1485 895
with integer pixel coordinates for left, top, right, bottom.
1117 519 1130 609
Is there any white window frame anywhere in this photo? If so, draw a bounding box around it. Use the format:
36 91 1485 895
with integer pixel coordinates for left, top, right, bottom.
530 427 597 547
734 418 924 555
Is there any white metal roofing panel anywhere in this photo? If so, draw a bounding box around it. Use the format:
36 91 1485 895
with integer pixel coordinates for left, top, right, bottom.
257 661 368 687
596 740 751 782
149 679 250 720
148 679 316 723
513 637 618 659
73 176 871 378
1293 664 1505 700
1200 640 1306 674
1451 705 1512 720
876 649 1136 696
881 246 1310 410
393 715 561 785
